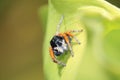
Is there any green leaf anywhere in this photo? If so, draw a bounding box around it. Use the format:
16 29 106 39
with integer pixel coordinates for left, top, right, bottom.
42 0 120 80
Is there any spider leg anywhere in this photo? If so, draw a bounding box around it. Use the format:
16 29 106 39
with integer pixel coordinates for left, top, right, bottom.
66 29 83 44
61 34 74 57
56 15 64 35
72 36 81 45
49 47 66 66
69 29 83 33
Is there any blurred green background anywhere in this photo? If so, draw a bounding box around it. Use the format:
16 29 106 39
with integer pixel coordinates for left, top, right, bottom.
0 0 120 80
0 0 47 80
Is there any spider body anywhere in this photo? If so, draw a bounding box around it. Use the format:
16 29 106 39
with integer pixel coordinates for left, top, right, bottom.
49 15 83 66
50 35 70 56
